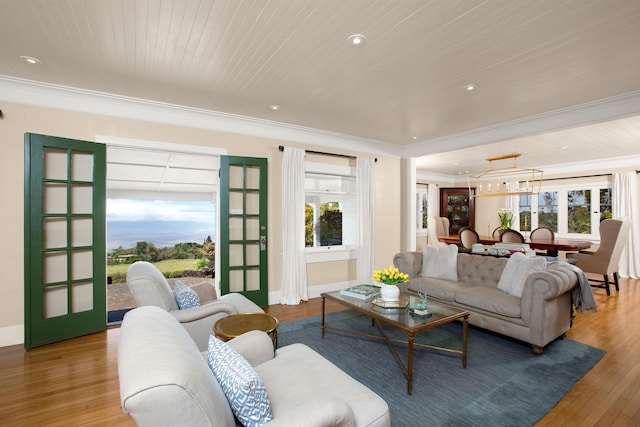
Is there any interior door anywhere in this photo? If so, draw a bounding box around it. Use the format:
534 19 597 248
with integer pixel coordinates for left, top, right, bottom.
24 133 106 349
219 156 268 308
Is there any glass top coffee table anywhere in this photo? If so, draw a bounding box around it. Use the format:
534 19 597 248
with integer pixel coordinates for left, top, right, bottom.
214 313 279 347
321 291 469 395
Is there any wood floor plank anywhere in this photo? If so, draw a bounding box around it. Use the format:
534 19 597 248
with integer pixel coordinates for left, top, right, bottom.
0 278 638 426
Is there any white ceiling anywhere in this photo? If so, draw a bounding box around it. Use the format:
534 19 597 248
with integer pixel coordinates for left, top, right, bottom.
1 0 640 176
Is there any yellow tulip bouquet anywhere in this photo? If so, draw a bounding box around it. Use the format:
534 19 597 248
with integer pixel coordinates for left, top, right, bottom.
371 265 409 285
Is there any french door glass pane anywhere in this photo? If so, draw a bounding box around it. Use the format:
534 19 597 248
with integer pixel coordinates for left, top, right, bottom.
44 218 67 248
43 148 67 180
43 183 67 213
44 285 68 318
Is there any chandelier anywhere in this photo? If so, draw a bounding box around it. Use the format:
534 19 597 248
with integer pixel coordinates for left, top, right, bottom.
467 153 543 198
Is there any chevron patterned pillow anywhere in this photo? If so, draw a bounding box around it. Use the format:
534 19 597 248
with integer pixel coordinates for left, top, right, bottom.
207 335 273 427
173 279 201 309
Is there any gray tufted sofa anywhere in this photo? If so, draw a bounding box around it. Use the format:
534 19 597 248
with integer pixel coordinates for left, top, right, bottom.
394 252 579 354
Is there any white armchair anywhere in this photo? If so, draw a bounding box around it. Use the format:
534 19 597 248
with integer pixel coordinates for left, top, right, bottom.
126 261 263 350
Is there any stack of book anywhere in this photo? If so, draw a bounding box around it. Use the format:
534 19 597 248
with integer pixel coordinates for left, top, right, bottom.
340 284 381 301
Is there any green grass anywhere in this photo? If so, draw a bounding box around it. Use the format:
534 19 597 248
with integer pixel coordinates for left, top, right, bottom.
107 259 200 283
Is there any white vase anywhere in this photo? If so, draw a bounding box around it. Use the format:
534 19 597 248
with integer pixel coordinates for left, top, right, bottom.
379 284 400 302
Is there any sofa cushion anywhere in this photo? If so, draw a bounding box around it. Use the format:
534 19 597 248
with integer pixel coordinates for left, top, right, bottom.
173 279 201 309
406 277 475 302
421 244 458 281
455 286 522 318
497 253 547 297
456 253 508 287
207 335 273 427
256 343 389 427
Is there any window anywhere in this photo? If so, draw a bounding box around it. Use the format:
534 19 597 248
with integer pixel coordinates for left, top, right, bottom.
538 191 558 231
568 190 590 234
600 188 612 221
519 183 610 239
416 185 428 232
519 194 532 232
304 163 356 250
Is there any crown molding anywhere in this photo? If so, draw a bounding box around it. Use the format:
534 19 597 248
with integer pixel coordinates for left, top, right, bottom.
403 90 640 158
0 75 399 157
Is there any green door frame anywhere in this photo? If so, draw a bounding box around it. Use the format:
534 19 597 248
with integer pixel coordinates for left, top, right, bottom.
219 156 268 308
24 133 106 348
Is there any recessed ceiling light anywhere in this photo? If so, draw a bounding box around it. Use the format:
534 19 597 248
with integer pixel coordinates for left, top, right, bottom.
412 136 418 140
464 84 477 91
268 105 280 111
347 34 366 46
20 55 43 65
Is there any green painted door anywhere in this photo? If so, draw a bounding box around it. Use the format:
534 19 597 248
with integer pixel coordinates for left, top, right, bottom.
24 133 106 349
219 156 268 308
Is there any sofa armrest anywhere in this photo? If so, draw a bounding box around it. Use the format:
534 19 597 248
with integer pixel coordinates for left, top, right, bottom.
264 398 356 427
393 251 423 279
190 282 217 302
520 269 577 345
227 330 275 367
169 300 237 323
525 269 576 301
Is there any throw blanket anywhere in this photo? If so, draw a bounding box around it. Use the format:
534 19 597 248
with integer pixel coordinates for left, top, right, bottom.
547 262 597 313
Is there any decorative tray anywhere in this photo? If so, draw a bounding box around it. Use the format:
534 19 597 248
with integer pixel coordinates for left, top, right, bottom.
370 296 410 309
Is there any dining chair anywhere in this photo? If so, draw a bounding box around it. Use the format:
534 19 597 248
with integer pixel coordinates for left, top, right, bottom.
500 229 525 243
530 226 555 241
566 218 631 295
529 226 555 255
458 227 480 251
428 216 450 245
492 227 501 239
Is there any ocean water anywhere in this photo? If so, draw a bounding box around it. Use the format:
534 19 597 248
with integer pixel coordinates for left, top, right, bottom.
107 220 215 251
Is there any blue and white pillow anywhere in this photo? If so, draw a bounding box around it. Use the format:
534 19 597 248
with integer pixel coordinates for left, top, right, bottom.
173 279 201 309
207 335 273 427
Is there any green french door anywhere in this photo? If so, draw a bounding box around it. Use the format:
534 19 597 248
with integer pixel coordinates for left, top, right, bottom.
219 156 268 308
24 133 106 349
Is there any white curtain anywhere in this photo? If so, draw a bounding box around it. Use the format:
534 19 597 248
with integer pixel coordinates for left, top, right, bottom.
356 157 375 283
280 147 308 304
613 171 640 278
427 184 440 244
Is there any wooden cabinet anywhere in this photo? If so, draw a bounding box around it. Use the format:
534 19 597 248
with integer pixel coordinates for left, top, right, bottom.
440 188 475 235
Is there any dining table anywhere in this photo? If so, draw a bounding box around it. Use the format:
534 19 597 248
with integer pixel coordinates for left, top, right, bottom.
438 234 592 257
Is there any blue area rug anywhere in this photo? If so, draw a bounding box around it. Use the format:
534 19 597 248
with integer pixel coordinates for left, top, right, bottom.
278 310 605 427
107 308 133 324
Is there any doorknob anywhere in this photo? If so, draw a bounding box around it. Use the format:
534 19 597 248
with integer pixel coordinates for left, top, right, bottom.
260 235 267 251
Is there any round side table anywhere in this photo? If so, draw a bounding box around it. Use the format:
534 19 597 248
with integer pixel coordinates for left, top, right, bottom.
214 312 279 348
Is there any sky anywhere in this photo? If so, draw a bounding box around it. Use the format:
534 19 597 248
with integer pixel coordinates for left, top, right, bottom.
106 199 216 251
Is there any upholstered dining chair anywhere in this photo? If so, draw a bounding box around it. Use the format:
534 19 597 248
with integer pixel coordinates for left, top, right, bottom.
529 226 555 255
458 227 480 251
126 261 264 350
428 216 450 245
530 226 555 241
566 218 631 295
492 227 502 239
500 229 525 243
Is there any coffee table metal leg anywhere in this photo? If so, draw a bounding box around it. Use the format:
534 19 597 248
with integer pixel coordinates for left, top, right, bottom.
462 315 468 368
407 332 415 395
321 296 326 339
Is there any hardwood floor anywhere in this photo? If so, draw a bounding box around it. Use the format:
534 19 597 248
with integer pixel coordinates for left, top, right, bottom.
1 279 638 426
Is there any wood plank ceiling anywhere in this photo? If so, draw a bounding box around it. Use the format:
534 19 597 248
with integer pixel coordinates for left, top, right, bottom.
1 0 640 176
